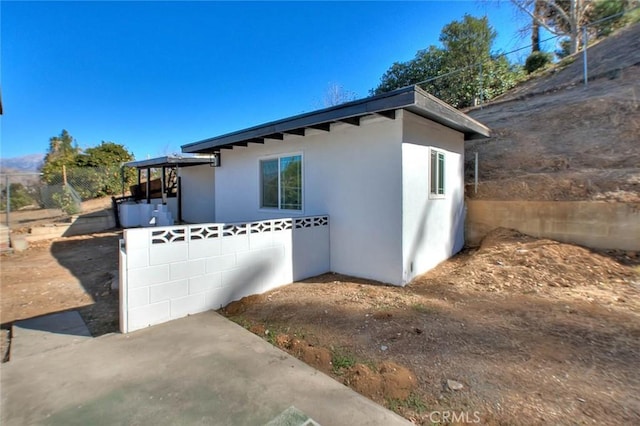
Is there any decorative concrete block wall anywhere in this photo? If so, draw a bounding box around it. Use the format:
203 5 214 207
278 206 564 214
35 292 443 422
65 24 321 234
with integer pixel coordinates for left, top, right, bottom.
119 216 329 333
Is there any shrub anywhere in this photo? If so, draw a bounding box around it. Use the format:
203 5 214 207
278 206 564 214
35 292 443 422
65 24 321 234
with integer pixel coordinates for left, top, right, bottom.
52 185 82 215
525 51 553 74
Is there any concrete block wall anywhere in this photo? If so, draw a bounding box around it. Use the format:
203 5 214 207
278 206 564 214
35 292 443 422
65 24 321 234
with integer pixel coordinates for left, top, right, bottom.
466 200 640 251
119 216 329 333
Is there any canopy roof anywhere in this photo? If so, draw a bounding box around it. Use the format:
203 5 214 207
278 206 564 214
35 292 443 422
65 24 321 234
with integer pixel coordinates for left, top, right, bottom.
124 155 215 169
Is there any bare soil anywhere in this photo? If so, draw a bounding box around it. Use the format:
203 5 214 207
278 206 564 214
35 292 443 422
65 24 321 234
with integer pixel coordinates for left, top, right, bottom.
6 196 115 232
465 23 640 202
1 225 639 424
0 231 121 338
221 229 640 425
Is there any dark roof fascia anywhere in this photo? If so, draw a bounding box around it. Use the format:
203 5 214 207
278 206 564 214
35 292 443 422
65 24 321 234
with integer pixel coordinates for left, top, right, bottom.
182 85 489 153
408 86 490 139
124 156 214 169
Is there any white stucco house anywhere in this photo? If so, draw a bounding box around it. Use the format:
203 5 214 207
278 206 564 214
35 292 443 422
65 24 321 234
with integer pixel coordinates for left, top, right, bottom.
181 85 489 285
117 85 490 332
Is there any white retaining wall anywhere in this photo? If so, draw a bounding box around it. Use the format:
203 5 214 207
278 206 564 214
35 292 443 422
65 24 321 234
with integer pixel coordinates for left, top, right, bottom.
119 215 329 333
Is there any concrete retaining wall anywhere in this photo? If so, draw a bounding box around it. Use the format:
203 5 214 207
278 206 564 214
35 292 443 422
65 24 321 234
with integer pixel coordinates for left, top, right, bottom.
25 211 116 242
119 216 330 333
466 200 640 250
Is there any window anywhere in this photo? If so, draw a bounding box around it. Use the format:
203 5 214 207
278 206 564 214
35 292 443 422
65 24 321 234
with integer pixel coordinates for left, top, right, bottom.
430 149 445 197
260 154 302 210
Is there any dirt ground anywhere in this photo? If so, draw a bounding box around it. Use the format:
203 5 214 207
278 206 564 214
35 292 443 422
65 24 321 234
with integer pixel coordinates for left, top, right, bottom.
1 229 638 424
6 196 115 232
221 228 640 425
0 231 121 339
465 23 640 202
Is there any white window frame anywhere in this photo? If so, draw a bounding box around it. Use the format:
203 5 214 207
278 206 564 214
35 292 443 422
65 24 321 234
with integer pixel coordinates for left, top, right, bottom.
429 148 446 199
258 152 304 213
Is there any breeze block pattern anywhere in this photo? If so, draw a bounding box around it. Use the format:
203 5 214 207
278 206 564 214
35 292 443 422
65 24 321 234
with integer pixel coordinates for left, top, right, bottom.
119 216 330 332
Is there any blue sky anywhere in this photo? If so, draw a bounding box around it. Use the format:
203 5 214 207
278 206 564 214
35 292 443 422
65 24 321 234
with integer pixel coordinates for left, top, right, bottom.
1 1 546 160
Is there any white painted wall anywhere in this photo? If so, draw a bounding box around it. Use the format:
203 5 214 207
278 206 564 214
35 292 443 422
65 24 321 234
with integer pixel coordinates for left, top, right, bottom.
180 164 215 223
120 199 178 227
214 115 404 285
119 216 329 333
401 110 465 284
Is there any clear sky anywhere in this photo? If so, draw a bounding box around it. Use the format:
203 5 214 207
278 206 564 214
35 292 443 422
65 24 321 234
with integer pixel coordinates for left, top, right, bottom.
1 1 544 161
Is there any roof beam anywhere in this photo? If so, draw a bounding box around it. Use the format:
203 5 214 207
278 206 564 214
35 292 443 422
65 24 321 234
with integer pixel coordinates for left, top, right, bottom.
309 123 331 132
264 133 284 140
284 128 305 136
376 109 396 119
247 138 265 144
339 117 360 126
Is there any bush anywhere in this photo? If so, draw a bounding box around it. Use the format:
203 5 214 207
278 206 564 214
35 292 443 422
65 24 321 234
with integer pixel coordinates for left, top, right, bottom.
52 186 82 215
587 0 635 38
525 51 553 74
0 183 38 211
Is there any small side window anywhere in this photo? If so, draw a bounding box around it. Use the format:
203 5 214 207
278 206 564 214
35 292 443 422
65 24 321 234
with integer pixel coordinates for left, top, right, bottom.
430 149 445 197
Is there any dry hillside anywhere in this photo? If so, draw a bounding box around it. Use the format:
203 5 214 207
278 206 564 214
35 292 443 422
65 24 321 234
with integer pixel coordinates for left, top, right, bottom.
465 23 640 202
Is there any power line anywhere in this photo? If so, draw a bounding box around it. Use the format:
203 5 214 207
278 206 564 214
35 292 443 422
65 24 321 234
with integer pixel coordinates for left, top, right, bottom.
408 7 638 89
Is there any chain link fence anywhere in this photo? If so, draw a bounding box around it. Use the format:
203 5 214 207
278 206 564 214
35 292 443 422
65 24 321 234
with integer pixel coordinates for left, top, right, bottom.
1 165 132 229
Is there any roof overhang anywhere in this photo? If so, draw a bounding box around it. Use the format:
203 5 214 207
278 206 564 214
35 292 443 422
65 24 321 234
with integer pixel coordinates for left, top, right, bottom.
182 85 490 154
124 155 215 169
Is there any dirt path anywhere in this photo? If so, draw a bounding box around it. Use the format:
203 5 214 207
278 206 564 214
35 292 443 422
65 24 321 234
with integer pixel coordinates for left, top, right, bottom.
0 231 121 337
221 229 640 425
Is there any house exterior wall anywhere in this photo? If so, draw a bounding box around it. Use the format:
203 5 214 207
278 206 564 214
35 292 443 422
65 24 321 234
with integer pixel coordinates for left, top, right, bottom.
180 164 215 223
401 110 465 284
214 115 404 284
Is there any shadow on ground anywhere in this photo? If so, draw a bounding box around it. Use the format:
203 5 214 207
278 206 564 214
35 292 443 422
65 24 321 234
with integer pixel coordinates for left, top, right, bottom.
50 231 121 336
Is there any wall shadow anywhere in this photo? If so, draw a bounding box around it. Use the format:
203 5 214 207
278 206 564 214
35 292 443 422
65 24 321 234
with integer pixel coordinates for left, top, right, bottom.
49 231 122 336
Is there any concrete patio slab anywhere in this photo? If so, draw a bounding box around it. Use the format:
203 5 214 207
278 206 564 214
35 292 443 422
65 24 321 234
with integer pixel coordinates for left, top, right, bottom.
1 311 411 426
10 310 92 359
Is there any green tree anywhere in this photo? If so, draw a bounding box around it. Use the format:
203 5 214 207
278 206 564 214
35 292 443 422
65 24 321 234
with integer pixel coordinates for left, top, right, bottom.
374 46 446 95
588 0 639 37
40 131 136 200
73 141 135 198
373 15 524 108
0 183 37 211
41 130 80 183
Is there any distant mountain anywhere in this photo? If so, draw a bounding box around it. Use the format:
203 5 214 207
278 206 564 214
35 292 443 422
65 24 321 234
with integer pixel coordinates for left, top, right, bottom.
0 154 45 173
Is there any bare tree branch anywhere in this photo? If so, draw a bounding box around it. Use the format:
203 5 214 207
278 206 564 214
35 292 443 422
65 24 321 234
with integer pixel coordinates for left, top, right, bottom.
509 1 562 35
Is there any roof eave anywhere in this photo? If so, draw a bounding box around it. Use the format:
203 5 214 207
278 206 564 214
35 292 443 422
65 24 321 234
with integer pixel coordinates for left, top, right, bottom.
182 85 490 153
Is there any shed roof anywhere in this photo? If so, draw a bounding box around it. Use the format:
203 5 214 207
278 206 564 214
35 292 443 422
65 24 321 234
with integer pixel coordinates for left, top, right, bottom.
124 155 214 169
182 85 490 154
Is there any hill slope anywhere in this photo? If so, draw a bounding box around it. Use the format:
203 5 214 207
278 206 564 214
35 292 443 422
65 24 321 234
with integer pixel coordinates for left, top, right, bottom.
465 23 640 202
0 154 44 174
